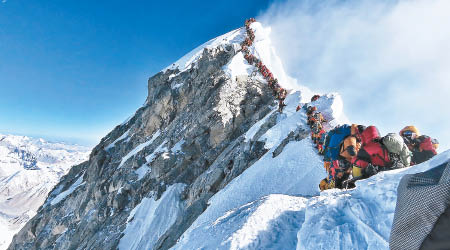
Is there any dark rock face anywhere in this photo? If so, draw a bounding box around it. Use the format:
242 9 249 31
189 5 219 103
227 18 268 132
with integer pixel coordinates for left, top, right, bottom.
272 127 309 158
8 38 285 250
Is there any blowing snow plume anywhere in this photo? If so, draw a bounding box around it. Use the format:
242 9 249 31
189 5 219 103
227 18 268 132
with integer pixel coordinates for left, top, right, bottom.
258 0 450 150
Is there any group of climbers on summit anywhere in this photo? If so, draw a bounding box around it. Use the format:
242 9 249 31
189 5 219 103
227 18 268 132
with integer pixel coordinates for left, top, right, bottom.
242 18 287 112
299 95 439 191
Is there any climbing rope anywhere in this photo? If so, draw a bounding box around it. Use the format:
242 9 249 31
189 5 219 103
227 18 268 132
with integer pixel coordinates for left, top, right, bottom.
243 19 438 191
242 19 357 189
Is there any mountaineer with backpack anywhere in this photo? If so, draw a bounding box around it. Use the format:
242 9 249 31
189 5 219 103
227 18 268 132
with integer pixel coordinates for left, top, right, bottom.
307 110 320 126
319 124 369 190
277 88 287 112
323 124 352 162
309 111 327 149
319 124 353 190
317 132 327 155
400 126 438 165
311 94 320 102
352 126 411 180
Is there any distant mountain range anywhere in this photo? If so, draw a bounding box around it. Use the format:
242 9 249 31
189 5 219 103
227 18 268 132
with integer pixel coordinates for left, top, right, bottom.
0 134 90 249
6 21 449 250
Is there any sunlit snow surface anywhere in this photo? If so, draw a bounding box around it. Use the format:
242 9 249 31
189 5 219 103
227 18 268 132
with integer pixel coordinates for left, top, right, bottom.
118 130 160 168
49 173 85 206
119 183 186 250
171 97 450 250
163 28 245 73
0 134 90 250
116 22 449 250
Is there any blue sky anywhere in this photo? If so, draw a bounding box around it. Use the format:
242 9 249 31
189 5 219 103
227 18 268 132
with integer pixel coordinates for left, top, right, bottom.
0 0 272 146
1 0 449 151
259 0 450 151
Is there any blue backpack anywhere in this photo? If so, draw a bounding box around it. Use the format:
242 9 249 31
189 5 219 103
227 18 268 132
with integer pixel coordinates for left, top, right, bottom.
323 124 351 161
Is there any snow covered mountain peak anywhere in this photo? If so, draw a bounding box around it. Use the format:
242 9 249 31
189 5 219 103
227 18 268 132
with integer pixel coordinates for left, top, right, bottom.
8 20 449 250
164 22 305 94
0 134 90 249
163 27 245 73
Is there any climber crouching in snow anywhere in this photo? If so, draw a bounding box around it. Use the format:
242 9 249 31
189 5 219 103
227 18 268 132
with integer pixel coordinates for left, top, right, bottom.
400 126 438 165
319 124 354 191
350 126 411 182
319 124 412 191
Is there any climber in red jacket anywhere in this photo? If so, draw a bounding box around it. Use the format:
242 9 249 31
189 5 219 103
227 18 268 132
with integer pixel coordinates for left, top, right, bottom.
352 126 392 178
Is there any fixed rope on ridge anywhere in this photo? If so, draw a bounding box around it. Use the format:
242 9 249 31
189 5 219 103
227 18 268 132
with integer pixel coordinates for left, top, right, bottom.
241 20 439 192
241 19 438 193
242 18 287 113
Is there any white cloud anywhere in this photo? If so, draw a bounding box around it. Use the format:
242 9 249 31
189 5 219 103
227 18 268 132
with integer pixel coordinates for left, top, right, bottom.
258 0 450 151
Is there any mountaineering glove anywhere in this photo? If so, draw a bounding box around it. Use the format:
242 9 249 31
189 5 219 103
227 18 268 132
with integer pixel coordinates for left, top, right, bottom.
389 153 405 169
364 163 378 177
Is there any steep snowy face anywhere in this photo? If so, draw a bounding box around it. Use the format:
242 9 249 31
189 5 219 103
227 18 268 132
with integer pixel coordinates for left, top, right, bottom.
9 22 292 250
170 92 345 250
172 147 450 250
8 19 432 250
169 89 448 250
0 134 90 250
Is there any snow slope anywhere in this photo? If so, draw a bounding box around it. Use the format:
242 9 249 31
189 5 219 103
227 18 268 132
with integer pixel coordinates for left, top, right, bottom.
163 22 446 249
119 184 186 250
171 92 450 249
164 28 245 73
170 91 347 250
0 134 90 250
112 21 447 249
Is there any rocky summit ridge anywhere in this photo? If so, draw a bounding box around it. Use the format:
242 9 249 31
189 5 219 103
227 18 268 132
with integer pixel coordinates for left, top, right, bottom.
9 19 446 250
8 22 297 250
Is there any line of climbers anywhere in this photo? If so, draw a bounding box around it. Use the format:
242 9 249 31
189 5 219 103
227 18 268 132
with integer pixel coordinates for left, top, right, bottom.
242 18 287 112
297 96 439 191
242 18 439 191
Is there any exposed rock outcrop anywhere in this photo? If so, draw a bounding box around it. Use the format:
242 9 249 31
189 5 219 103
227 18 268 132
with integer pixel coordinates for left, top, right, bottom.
8 27 290 250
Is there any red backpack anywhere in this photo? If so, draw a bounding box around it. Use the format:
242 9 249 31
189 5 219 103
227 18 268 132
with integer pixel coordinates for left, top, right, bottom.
360 126 380 145
353 126 391 168
418 136 437 154
356 142 391 168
